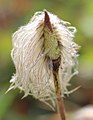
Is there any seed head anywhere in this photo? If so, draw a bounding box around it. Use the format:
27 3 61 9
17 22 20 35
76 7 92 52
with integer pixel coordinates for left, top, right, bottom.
7 10 80 109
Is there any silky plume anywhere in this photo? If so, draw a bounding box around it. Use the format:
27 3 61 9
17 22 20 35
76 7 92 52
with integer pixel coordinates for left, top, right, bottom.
7 10 80 120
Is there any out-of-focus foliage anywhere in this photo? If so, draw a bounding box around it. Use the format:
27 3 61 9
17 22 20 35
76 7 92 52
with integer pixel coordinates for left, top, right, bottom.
0 0 93 120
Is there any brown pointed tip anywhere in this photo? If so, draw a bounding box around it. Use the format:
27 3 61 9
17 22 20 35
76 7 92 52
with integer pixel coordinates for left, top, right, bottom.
44 10 53 32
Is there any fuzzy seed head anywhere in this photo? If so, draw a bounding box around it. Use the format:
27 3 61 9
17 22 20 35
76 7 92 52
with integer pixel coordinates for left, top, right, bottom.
7 10 80 109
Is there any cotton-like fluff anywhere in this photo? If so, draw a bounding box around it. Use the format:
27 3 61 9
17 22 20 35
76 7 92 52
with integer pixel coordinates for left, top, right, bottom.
8 10 80 109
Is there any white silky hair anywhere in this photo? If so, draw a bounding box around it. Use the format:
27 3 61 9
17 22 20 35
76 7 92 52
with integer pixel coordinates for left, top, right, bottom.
8 10 80 109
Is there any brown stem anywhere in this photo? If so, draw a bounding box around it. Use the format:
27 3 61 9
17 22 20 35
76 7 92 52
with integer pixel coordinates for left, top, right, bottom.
52 58 66 120
53 71 66 120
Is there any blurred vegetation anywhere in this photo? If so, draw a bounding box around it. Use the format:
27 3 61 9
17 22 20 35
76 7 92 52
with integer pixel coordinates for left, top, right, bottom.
0 0 93 120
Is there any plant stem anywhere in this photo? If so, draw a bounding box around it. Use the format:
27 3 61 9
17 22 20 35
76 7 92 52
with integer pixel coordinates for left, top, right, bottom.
53 71 66 120
52 58 66 120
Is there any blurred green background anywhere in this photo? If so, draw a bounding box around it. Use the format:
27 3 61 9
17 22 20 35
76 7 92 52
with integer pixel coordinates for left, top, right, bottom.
0 0 93 120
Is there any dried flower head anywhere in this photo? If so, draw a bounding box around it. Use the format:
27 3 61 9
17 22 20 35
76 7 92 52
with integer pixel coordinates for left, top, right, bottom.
7 10 79 109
